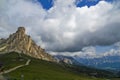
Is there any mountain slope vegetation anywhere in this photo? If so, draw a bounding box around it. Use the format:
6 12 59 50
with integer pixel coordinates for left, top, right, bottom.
0 52 118 80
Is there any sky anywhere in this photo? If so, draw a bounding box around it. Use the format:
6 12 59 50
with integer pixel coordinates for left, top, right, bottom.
0 0 120 57
38 0 114 9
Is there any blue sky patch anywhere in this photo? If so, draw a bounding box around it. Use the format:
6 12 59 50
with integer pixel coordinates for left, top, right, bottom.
38 0 53 10
38 0 113 10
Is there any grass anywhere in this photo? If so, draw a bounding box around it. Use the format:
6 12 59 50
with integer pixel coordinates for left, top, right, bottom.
0 52 117 80
0 52 27 70
6 60 104 80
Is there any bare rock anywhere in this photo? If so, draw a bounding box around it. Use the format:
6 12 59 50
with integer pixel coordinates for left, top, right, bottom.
0 27 55 62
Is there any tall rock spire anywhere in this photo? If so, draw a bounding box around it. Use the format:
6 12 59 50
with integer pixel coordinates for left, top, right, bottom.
0 27 55 62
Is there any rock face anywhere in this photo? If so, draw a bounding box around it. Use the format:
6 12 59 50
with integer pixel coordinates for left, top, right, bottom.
62 58 73 64
0 27 55 61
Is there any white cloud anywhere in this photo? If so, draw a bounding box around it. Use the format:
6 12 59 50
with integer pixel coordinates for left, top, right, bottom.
0 0 120 53
49 41 120 59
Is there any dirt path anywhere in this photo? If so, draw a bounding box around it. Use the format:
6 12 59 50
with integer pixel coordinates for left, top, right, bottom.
0 59 31 75
25 59 31 65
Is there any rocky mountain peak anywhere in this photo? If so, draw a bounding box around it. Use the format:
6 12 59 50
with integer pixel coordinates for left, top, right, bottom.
0 27 55 62
16 27 25 34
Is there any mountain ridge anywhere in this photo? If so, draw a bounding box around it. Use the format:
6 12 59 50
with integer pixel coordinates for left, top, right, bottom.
0 27 55 62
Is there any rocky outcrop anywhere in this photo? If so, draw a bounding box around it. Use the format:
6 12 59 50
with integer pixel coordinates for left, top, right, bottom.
62 58 73 64
54 55 74 64
0 27 55 62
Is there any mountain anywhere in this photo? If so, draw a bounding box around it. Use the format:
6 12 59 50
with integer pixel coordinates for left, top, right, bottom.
0 27 55 61
0 52 116 80
0 27 118 80
54 55 83 65
56 53 120 71
53 42 120 71
74 55 120 71
73 44 120 71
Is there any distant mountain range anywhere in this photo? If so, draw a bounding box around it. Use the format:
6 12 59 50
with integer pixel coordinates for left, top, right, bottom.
55 42 120 71
55 55 120 72
74 55 120 71
74 43 120 71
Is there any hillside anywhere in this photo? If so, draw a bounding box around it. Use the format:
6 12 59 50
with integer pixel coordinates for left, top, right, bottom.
0 52 116 80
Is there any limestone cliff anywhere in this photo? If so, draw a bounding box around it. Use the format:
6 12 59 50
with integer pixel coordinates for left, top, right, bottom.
0 27 55 61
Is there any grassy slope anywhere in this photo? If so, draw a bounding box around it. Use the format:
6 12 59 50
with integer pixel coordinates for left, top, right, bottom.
0 52 114 80
0 52 27 70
